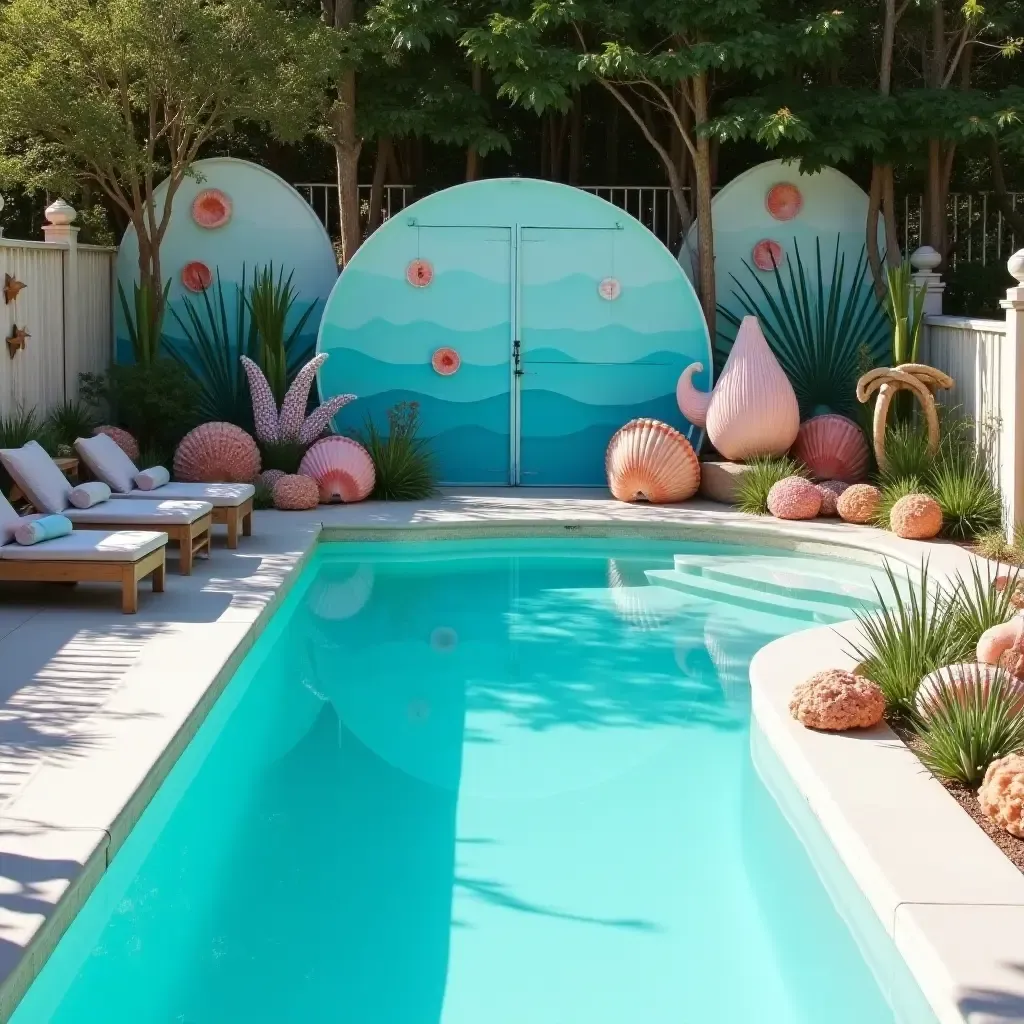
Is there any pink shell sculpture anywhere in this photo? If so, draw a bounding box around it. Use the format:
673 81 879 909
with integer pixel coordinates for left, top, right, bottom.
766 183 803 221
298 436 375 504
181 260 213 293
173 422 260 483
273 474 319 511
790 414 869 482
406 259 433 288
432 347 460 376
598 277 621 301
837 483 881 524
890 493 943 540
605 419 700 504
995 575 1024 611
916 662 1024 719
93 425 140 462
816 480 849 517
753 239 785 271
978 753 1024 838
789 669 885 730
977 614 1024 680
767 476 821 520
192 189 232 229
676 316 800 461
257 469 286 490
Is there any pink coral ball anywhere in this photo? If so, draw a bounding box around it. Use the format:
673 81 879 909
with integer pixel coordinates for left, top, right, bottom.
789 669 886 730
837 483 881 524
816 480 849 517
766 475 821 520
272 474 320 511
979 753 1024 838
257 469 286 490
93 425 140 463
173 422 261 483
889 493 943 540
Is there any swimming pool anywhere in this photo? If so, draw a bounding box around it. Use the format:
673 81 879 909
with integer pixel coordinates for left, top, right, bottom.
13 538 939 1023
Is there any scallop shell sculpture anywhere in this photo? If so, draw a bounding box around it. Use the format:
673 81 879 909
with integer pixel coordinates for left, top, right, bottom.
605 419 700 504
93 425 140 462
173 422 260 483
676 316 800 462
915 662 1024 719
298 436 375 504
790 414 869 482
273 474 319 511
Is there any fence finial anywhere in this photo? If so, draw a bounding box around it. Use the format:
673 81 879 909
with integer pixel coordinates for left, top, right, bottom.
910 245 942 272
910 245 944 316
1009 248 1024 287
42 199 79 246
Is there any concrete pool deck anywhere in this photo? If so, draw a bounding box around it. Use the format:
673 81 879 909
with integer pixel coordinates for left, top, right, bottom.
0 488 1015 1021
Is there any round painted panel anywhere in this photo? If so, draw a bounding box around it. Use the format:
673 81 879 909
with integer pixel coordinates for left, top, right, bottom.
116 157 338 371
318 177 711 487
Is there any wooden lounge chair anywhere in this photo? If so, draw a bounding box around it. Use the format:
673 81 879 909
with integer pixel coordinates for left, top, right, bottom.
75 435 254 548
0 493 167 614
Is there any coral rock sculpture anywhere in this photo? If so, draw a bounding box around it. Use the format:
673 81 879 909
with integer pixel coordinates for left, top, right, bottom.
192 189 232 229
93 425 140 462
978 753 1024 839
889 492 943 540
257 469 286 490
766 183 803 221
790 414 869 482
856 364 954 473
242 353 356 447
916 662 1024 718
837 483 881 524
272 474 319 511
676 315 800 461
605 418 700 503
298 436 375 504
767 476 821 520
816 480 849 517
977 614 1024 680
174 422 260 483
789 669 886 731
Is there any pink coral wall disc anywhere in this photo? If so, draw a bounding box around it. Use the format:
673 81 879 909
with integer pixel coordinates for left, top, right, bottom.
181 261 213 293
752 239 785 271
406 259 433 288
191 189 232 229
766 183 803 221
431 347 460 376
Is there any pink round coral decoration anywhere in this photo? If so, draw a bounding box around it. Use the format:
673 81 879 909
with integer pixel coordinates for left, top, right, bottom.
257 469 286 490
598 277 621 301
191 189 232 229
431 347 460 376
406 259 433 288
890 493 943 540
767 476 821 520
298 436 375 503
93 425 139 462
916 662 1024 719
766 183 803 221
753 239 785 271
273 474 319 511
837 484 881 524
173 422 260 483
816 480 849 517
789 669 885 730
979 753 1024 838
791 414 869 482
605 419 700 503
181 261 213 293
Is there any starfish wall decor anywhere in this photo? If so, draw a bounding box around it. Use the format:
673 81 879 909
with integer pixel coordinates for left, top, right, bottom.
3 273 26 304
6 324 28 358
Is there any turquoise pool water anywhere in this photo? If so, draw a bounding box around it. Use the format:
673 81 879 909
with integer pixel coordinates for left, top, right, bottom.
14 538 938 1023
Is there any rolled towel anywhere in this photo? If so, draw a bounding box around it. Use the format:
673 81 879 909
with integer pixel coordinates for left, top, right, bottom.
15 514 73 546
134 465 170 491
69 481 112 509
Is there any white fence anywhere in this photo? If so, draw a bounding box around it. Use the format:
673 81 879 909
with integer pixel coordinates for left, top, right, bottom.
0 210 116 418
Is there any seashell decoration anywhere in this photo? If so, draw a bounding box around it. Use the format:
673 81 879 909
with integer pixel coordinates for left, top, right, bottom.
93 425 140 462
308 563 374 621
257 469 286 490
676 315 800 461
766 183 803 221
174 422 261 483
607 559 677 631
273 474 319 511
790 414 869 482
298 435 375 503
752 239 784 271
766 476 821 520
916 663 1024 719
406 259 433 288
181 261 213 293
605 418 700 503
432 347 460 376
192 189 232 229
598 277 621 301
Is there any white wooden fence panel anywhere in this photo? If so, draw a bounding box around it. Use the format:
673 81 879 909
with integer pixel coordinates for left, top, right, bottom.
70 246 115 394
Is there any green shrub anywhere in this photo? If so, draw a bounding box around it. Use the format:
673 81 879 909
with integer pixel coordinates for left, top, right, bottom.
0 407 43 449
135 444 172 472
943 562 1019 663
879 421 931 484
974 528 1013 562
45 400 96 448
260 441 307 474
875 475 923 529
734 455 807 516
357 401 437 501
253 479 274 510
915 667 1024 787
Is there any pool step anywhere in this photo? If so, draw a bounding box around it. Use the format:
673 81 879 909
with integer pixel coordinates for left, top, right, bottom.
644 569 848 624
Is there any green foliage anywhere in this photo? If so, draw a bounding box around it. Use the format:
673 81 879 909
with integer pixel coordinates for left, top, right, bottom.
733 455 807 516
253 479 274 511
718 238 888 418
260 442 307 475
930 453 1003 541
943 562 1019 663
849 561 951 722
135 444 171 473
880 421 932 484
944 261 1010 320
915 668 1024 787
876 475 924 529
45 400 96 448
883 260 927 365
0 407 43 450
358 401 437 501
118 280 170 368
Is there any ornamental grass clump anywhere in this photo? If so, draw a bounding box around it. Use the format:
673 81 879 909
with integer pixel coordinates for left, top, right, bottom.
358 402 437 501
943 562 1020 663
875 475 923 528
879 421 931 484
930 456 1003 541
735 455 806 516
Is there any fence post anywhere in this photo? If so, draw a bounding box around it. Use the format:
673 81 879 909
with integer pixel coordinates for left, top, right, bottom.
999 249 1024 538
42 200 79 402
910 245 944 316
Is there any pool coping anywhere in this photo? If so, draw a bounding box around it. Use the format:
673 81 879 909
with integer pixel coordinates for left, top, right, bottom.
0 494 1016 1022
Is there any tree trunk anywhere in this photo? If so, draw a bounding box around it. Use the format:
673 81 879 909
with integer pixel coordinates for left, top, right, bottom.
691 73 715 339
465 63 483 181
367 137 391 235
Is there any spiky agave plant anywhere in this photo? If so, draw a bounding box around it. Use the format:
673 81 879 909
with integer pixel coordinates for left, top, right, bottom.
942 561 1020 663
734 455 807 515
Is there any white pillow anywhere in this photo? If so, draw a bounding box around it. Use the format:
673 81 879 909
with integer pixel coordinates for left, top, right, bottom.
0 441 72 514
69 481 111 508
0 492 21 547
134 466 169 491
75 433 139 493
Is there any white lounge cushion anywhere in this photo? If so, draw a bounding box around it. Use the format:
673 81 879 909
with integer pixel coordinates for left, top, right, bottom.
69 481 112 508
0 529 166 562
0 441 72 514
75 433 139 493
0 492 21 547
117 482 255 508
64 498 212 525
